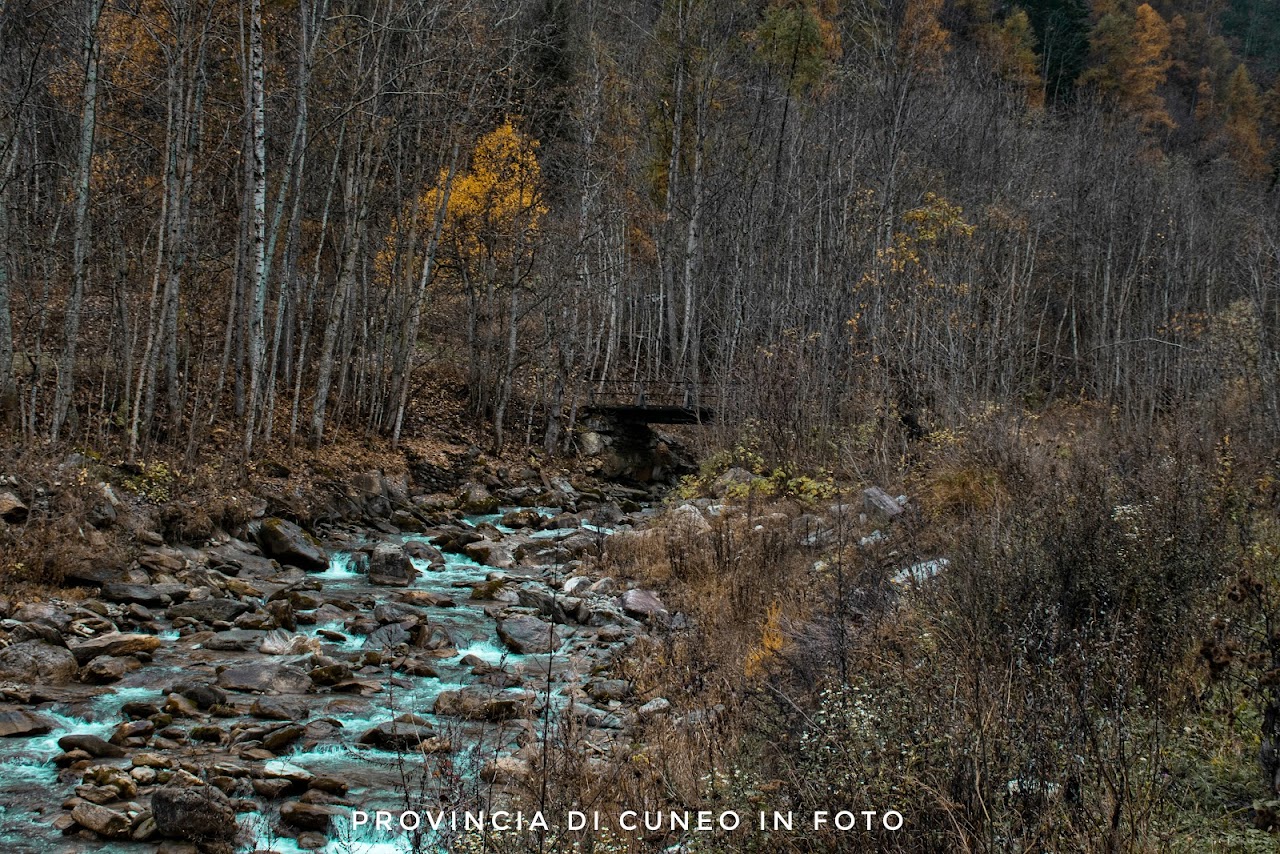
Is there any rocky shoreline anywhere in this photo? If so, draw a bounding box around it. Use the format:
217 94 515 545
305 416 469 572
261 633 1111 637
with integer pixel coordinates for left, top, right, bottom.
0 467 678 853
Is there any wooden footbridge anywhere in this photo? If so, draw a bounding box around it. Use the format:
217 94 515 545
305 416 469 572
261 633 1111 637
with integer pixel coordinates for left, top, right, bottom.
581 380 717 425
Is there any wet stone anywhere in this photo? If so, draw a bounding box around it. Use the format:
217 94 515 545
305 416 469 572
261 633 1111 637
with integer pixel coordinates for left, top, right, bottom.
0 707 54 737
250 696 309 721
59 733 127 758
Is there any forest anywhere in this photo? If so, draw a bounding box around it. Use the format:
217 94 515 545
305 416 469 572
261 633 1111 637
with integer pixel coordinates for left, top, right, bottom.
2 0 1280 852
0 0 1274 460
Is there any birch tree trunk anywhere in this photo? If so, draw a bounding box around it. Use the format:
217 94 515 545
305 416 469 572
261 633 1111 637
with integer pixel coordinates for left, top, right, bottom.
243 0 268 456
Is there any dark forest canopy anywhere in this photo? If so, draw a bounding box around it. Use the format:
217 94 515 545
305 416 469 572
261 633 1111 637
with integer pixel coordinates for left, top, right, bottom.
0 0 1277 462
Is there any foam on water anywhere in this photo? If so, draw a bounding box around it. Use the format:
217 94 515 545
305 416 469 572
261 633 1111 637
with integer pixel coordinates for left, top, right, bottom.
316 551 363 581
450 637 520 666
0 707 117 791
244 812 433 854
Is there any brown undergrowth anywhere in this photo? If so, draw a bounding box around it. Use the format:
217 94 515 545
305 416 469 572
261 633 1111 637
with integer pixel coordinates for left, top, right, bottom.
470 407 1280 853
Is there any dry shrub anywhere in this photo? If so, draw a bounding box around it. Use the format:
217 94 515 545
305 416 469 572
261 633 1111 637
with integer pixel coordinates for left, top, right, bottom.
548 412 1247 854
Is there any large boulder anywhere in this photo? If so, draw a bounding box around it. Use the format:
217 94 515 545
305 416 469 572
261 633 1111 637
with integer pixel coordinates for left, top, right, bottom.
0 640 79 684
0 491 28 523
516 587 570 624
496 614 559 655
82 656 129 683
0 707 54 737
458 483 499 514
151 785 238 842
166 598 248 623
68 632 162 665
70 802 130 838
862 486 904 520
280 800 342 832
358 714 445 751
367 543 417 587
11 602 71 631
102 583 190 605
363 623 410 650
216 663 311 695
203 630 268 652
462 539 515 570
250 696 310 721
433 686 532 722
620 588 668 621
403 540 444 565
58 733 127 758
257 518 328 571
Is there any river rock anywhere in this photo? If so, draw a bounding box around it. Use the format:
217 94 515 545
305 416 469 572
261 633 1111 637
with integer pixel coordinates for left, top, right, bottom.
138 547 186 573
82 655 130 683
9 620 66 647
562 576 592 595
667 503 711 535
458 483 499 514
516 587 570 624
257 518 328 571
432 529 482 551
0 491 28 522
263 759 313 784
173 682 228 710
259 630 321 656
102 583 191 605
262 724 305 752
204 629 266 651
0 640 79 684
281 800 342 831
363 623 410 649
585 678 630 703
368 543 417 586
59 732 126 757
0 707 54 737
463 539 515 569
71 802 131 838
358 714 441 750
216 663 311 694
403 539 444 565
250 696 309 721
399 590 455 608
496 614 559 654
12 602 72 630
68 632 162 665
166 598 249 623
433 686 532 722
620 588 668 620
266 598 297 631
481 756 532 784
206 542 278 579
151 785 238 841
308 663 351 686
500 508 542 530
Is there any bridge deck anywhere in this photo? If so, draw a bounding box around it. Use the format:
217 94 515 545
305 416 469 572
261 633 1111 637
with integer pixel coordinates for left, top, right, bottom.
582 380 719 425
583 404 715 425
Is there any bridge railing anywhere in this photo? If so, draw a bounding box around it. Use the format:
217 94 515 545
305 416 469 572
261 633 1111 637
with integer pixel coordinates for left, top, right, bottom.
583 380 720 410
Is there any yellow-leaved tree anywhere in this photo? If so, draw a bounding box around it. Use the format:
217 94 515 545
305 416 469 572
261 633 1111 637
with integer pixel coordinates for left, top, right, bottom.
432 121 547 449
380 121 546 290
983 10 1043 109
1081 2 1174 132
1222 64 1270 180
